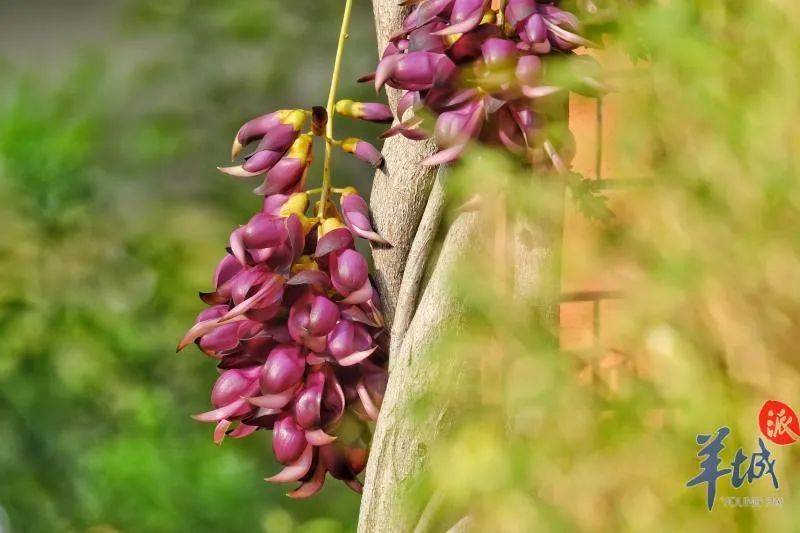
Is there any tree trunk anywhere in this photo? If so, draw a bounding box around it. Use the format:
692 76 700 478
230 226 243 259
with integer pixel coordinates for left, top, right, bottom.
359 2 565 531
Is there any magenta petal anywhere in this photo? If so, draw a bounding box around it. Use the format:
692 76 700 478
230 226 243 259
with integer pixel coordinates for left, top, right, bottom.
273 416 309 464
353 140 384 167
265 444 313 483
337 346 377 367
516 54 543 87
396 90 420 120
287 270 331 288
229 423 258 438
213 419 232 445
285 214 305 262
254 158 304 196
219 275 283 322
306 429 337 446
340 305 381 328
241 149 283 174
341 194 388 244
199 321 242 354
431 5 485 35
287 458 326 498
340 279 373 305
217 165 262 178
255 123 298 152
404 0 454 31
241 407 281 428
523 13 547 43
315 227 354 257
177 314 245 352
262 194 290 215
196 304 228 322
213 253 243 289
178 318 219 352
308 296 340 336
321 369 346 428
505 0 538 28
242 214 285 249
362 102 394 123
357 381 380 420
247 387 298 409
211 368 261 406
421 143 468 166
192 397 250 423
375 54 401 91
481 38 518 66
235 112 281 148
229 227 247 265
392 51 440 90
327 320 355 359
294 371 325 429
260 343 305 394
345 479 364 494
330 249 369 295
230 269 269 305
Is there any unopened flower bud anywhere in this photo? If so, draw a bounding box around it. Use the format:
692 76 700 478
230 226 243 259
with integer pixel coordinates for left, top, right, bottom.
335 100 393 124
341 138 384 168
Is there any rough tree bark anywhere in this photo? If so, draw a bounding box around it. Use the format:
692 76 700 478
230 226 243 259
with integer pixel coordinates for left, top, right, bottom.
359 2 565 531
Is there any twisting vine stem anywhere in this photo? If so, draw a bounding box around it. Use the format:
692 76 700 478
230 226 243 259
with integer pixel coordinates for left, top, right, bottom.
319 0 355 217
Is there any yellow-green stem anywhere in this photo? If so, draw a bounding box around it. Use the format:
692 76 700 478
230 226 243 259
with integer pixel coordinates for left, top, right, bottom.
318 0 354 218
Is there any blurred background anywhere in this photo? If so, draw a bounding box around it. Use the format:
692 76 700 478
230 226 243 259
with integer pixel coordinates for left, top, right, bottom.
3 0 800 532
0 0 381 531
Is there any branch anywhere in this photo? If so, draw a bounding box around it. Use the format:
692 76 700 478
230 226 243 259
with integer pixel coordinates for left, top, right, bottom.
362 2 566 531
359 211 482 533
369 134 438 336
391 166 447 360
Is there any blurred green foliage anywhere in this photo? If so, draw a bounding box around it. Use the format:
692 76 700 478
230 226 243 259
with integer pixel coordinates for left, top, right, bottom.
390 1 800 531
0 1 382 531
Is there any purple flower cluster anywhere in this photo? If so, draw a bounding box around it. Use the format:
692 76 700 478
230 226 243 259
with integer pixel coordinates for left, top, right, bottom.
372 0 594 165
178 109 389 497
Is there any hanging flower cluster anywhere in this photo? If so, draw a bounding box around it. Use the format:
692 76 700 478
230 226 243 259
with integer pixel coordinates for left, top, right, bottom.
179 0 593 500
177 104 391 497
372 0 597 165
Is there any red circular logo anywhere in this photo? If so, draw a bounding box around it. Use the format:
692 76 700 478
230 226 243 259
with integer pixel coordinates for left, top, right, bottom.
758 400 800 445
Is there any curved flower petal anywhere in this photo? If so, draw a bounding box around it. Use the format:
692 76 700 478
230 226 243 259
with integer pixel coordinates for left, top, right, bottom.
306 428 337 446
336 346 377 367
265 444 313 483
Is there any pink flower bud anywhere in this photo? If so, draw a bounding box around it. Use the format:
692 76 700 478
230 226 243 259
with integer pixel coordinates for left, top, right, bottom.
341 191 388 244
327 319 376 366
330 249 369 297
272 415 308 464
335 100 393 123
260 343 305 394
505 0 538 28
431 0 488 36
341 138 383 167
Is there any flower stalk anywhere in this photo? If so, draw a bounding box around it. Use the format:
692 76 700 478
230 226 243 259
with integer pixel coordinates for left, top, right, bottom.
319 0 355 218
180 0 392 498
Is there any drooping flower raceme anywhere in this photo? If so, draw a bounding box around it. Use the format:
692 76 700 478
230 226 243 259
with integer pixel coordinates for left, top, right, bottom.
178 107 389 498
368 0 598 166
179 0 593 500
